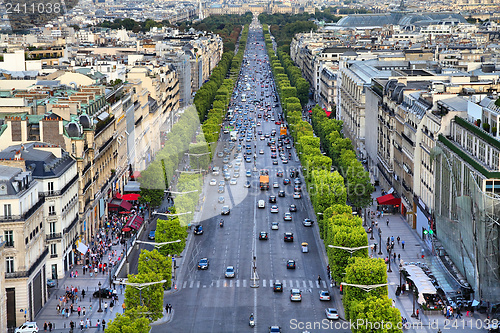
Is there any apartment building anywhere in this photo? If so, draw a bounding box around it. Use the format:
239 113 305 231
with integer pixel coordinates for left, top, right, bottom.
0 165 47 329
0 144 79 280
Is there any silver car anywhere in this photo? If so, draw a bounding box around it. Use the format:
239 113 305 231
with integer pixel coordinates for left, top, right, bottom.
225 266 235 278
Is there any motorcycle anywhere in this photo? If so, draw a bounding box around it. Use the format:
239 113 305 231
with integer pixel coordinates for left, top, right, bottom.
220 220 224 228
249 314 255 327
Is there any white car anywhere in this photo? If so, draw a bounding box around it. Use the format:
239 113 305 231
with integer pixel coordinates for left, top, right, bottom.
290 289 302 302
246 170 252 177
235 159 242 166
259 149 264 154
209 179 217 186
293 192 301 199
225 266 235 278
283 212 292 221
15 322 39 333
270 205 279 213
273 182 279 188
319 290 331 301
233 172 240 178
271 222 279 230
325 308 339 320
230 178 237 185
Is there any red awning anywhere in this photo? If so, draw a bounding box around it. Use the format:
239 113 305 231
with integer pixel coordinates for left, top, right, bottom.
114 192 122 199
108 198 133 211
131 171 141 180
124 215 144 230
122 227 131 232
325 111 332 117
122 193 141 201
376 194 401 206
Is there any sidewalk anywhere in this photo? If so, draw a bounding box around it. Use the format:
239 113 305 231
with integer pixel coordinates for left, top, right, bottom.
35 235 128 332
366 187 487 332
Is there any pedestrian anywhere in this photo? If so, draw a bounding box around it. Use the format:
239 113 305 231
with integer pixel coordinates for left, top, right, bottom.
398 254 401 262
104 301 108 313
81 289 85 300
401 240 405 249
77 306 81 317
80 319 84 331
317 275 321 285
44 321 48 331
102 319 106 330
70 321 75 331
416 309 419 319
391 236 394 243
82 306 86 316
86 318 90 329
373 243 377 252
397 236 400 244
386 218 389 226
165 304 168 313
48 322 53 332
96 319 101 331
122 302 126 313
393 252 397 263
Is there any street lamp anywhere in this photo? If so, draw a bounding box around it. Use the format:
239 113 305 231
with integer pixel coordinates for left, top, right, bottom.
121 280 167 306
328 244 370 257
153 211 193 218
97 281 103 312
387 246 393 273
135 239 182 249
378 228 383 255
340 281 395 292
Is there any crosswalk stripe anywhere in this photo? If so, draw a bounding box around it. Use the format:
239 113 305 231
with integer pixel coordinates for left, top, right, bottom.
322 281 327 288
309 280 313 288
190 281 194 288
236 280 240 288
196 281 200 288
230 280 233 288
243 279 247 288
217 280 220 288
296 280 300 288
183 279 326 289
183 281 187 289
289 280 293 288
302 281 306 288
203 285 206 288
263 279 266 287
282 280 286 288
316 281 320 288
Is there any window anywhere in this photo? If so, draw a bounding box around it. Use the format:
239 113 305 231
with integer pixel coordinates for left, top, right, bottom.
49 222 56 234
6 257 14 273
3 204 11 218
49 206 56 216
4 231 13 247
72 143 76 155
50 244 57 257
48 182 54 195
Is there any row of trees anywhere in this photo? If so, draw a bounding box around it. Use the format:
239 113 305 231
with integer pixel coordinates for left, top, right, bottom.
262 24 401 332
310 106 374 210
97 18 169 33
262 24 309 107
259 13 318 50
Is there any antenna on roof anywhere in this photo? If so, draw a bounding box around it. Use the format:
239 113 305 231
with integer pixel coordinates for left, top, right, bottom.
399 0 405 11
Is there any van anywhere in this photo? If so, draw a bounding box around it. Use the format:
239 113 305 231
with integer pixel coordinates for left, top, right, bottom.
258 200 265 208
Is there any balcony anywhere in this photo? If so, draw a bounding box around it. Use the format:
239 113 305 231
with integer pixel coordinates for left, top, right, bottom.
0 196 45 223
401 132 415 147
83 179 92 193
64 216 79 234
5 247 48 279
46 232 62 241
40 174 78 198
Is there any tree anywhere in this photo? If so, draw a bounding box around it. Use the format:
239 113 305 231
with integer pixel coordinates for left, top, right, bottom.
137 249 172 289
346 159 374 209
124 273 164 321
155 217 187 256
310 170 347 213
350 296 402 333
105 306 150 333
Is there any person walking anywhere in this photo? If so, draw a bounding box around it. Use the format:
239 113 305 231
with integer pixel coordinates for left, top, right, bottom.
77 306 81 317
48 322 52 332
397 236 400 245
317 275 322 285
104 301 108 313
122 302 126 313
81 289 85 300
102 319 106 330
44 321 48 331
80 319 84 331
416 309 419 320
401 240 405 249
96 319 101 331
386 218 389 226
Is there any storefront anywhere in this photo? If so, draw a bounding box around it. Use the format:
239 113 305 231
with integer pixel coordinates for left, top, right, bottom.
376 193 401 214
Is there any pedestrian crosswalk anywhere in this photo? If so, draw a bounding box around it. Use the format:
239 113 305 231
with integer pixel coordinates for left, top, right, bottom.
181 279 328 289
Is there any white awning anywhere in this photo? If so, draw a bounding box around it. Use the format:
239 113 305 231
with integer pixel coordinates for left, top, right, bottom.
77 242 88 254
404 265 437 305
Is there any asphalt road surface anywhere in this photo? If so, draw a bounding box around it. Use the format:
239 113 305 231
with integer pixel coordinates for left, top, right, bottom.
151 18 350 333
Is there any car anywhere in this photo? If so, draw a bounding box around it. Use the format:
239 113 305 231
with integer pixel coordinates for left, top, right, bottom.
217 152 224 158
269 326 281 333
14 322 39 333
235 159 242 166
325 308 339 320
198 258 209 270
293 192 302 199
290 289 302 301
294 185 302 192
271 222 279 230
225 266 235 278
194 225 203 235
233 172 240 178
283 212 292 221
273 282 283 292
258 200 265 208
282 159 288 164
319 290 331 301
219 180 226 187
302 219 314 227
283 178 290 185
270 205 279 213
209 179 217 186
218 196 225 203
278 190 285 197
272 160 278 165
230 178 237 185
294 178 302 185
47 278 56 288
271 153 277 159
284 232 294 242
148 230 156 240
246 170 252 177
224 173 231 181
221 206 230 215
269 195 276 203
286 259 296 269
223 157 229 164
246 156 252 163
259 149 264 154
93 288 116 299
218 186 225 193
244 181 251 188
273 182 279 188
289 204 297 212
260 136 265 140
259 231 268 240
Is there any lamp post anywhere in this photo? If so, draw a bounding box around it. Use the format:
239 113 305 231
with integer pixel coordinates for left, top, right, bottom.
121 279 167 307
387 246 393 273
378 228 383 255
97 281 103 312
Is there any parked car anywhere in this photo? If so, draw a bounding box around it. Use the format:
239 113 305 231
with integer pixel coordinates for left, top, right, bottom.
148 230 156 240
93 288 116 299
47 279 56 288
15 322 39 333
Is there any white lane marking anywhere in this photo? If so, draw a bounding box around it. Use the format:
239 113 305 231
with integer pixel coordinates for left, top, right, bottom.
183 281 187 289
196 281 200 288
309 280 313 288
217 280 220 288
190 281 194 288
322 281 327 288
236 280 240 288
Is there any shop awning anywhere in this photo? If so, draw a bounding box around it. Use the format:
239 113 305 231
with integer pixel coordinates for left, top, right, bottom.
376 193 401 206
124 215 144 230
404 265 437 305
108 198 133 211
122 193 141 201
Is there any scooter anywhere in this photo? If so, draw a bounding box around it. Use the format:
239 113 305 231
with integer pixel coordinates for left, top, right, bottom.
220 220 224 228
249 314 255 327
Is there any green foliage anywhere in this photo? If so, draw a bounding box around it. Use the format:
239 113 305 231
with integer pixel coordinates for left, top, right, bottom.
97 18 169 33
125 273 163 321
105 306 150 333
343 257 388 320
350 296 402 333
346 159 375 209
155 217 187 255
137 249 172 289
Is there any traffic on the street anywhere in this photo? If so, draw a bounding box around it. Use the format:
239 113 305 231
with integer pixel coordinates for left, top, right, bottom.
151 17 348 333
